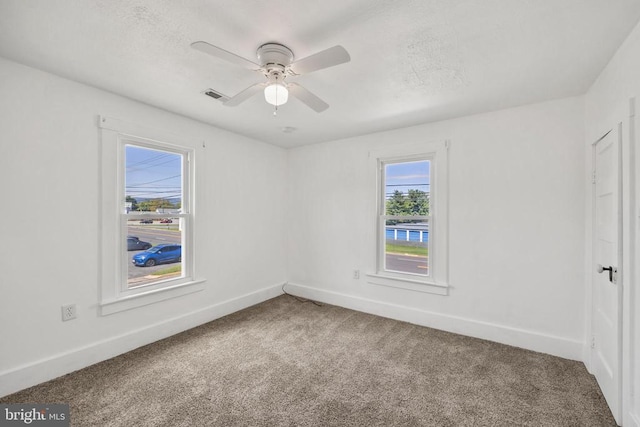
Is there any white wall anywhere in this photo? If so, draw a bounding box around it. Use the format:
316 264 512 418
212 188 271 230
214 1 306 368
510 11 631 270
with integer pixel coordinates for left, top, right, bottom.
286 96 586 360
0 57 287 396
586 18 640 427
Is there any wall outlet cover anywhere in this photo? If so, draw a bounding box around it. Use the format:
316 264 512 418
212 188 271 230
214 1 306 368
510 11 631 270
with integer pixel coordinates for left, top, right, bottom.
61 304 76 321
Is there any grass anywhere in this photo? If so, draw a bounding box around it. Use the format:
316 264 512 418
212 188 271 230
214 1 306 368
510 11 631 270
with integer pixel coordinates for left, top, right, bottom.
148 226 180 231
385 243 428 257
151 265 182 276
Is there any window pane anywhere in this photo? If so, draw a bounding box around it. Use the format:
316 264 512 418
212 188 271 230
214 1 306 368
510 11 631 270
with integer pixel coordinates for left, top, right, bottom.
384 160 430 216
124 144 184 289
385 219 428 275
126 219 184 288
125 145 182 214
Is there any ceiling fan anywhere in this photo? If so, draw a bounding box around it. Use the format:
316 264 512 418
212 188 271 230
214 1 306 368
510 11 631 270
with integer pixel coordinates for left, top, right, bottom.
191 41 350 113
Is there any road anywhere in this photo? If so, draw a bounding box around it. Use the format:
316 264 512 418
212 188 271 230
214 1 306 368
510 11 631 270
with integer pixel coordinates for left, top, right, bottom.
127 226 182 286
385 253 428 275
128 225 181 245
127 226 428 282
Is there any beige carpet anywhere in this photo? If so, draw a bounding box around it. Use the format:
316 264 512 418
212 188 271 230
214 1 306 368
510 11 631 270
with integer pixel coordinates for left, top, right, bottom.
1 295 615 426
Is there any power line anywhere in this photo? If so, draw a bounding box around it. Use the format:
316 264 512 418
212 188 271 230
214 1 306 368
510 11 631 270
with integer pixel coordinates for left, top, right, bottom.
126 157 180 172
126 192 182 198
386 183 430 187
127 174 181 187
126 152 172 167
126 185 182 189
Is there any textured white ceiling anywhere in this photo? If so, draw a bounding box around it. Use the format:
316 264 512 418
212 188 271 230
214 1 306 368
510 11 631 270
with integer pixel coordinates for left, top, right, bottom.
1 0 639 147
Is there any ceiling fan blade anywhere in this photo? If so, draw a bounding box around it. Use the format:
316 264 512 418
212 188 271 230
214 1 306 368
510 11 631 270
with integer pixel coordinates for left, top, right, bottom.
289 45 350 75
191 41 260 70
223 82 266 106
287 83 329 112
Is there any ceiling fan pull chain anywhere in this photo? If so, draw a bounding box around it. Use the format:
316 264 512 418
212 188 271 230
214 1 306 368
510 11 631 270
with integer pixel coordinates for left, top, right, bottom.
274 76 279 116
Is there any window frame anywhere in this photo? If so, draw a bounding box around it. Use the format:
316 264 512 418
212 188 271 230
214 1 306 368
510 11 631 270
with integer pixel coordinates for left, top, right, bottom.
367 140 450 295
99 116 204 315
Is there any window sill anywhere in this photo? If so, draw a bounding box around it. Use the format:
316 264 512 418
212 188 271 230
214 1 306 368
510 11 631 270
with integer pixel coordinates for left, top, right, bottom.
366 273 449 296
100 279 206 315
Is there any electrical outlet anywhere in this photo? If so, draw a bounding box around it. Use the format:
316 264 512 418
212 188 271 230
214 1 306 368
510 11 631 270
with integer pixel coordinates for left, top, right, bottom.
61 304 76 321
353 270 360 279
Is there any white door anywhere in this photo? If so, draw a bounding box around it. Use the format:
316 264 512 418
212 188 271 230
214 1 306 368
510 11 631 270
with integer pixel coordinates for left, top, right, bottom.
592 126 622 424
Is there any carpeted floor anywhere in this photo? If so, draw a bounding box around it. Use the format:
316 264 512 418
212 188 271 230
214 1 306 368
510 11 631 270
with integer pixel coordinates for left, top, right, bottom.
1 295 616 426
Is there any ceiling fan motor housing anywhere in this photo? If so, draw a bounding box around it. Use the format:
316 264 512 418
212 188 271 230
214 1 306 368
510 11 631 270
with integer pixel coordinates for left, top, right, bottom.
257 43 294 76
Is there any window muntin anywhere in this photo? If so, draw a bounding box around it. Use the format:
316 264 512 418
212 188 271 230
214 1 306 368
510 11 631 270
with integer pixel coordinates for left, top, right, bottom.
379 159 431 278
122 142 190 291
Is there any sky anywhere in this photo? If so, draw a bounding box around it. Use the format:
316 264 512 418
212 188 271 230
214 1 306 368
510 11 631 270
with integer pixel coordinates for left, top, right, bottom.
124 147 425 204
125 145 182 202
385 160 430 199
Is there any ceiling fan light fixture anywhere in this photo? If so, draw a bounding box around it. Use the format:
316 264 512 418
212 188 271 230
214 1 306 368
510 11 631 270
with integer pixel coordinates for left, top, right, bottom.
264 83 288 106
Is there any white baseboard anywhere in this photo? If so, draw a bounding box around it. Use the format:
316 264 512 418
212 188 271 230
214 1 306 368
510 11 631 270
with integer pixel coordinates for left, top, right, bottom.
0 283 284 398
285 282 583 361
582 340 593 373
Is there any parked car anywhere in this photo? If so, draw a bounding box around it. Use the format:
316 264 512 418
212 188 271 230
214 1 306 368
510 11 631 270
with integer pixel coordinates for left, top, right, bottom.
127 236 152 251
139 219 153 224
160 218 173 223
132 244 182 267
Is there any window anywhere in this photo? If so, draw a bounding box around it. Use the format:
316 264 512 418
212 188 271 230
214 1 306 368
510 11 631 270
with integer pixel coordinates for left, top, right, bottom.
368 141 449 295
99 116 204 314
381 159 431 276
124 144 187 288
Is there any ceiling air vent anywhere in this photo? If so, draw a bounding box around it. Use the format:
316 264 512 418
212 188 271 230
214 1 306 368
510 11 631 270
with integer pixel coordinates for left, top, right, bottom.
203 89 229 102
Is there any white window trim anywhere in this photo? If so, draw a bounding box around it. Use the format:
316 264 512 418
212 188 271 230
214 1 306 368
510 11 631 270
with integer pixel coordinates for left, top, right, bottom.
99 116 204 315
367 140 450 295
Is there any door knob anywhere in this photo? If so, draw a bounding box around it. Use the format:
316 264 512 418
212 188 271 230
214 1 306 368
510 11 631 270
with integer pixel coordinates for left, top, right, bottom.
597 264 617 283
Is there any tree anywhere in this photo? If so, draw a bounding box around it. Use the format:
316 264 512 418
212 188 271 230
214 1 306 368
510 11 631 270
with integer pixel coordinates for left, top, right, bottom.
386 190 408 215
137 198 177 212
385 189 429 217
407 189 429 215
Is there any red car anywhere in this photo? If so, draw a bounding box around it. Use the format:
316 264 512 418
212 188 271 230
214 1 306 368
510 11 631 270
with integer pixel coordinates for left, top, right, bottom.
160 219 173 223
